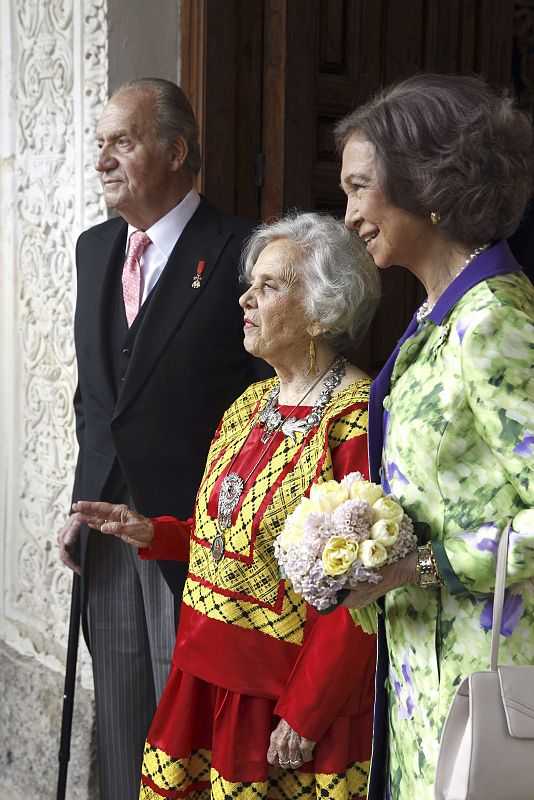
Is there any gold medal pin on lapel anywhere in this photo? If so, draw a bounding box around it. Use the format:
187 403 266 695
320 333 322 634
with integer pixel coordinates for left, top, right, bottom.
192 260 206 288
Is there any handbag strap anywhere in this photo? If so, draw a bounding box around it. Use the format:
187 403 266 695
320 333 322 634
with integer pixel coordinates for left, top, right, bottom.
490 522 511 671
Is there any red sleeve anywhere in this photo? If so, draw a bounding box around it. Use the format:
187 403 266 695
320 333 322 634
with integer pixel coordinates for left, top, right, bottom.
138 516 192 561
274 428 376 741
274 606 376 741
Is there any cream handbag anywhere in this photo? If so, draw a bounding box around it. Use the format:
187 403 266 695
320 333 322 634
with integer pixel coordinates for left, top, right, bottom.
435 523 534 800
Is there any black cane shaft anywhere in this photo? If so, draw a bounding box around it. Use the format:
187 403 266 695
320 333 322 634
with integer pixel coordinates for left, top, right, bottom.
57 573 81 800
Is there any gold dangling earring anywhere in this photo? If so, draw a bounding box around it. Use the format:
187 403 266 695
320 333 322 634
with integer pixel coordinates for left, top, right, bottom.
430 210 440 226
307 338 316 376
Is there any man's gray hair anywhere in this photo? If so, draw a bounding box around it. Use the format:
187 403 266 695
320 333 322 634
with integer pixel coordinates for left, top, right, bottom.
241 211 381 360
114 78 201 176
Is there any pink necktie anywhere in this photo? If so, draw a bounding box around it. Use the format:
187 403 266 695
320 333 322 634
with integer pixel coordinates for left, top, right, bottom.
122 230 151 326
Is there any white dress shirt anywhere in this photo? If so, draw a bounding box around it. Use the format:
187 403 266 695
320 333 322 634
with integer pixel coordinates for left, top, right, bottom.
126 188 201 304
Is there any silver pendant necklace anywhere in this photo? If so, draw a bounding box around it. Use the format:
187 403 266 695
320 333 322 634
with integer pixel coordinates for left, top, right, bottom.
257 355 347 443
212 355 347 564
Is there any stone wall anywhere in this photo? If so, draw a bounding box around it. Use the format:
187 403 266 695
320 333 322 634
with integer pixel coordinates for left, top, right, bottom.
0 1 180 796
0 640 98 799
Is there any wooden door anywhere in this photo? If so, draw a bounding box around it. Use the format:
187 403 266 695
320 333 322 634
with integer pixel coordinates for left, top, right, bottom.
181 0 528 373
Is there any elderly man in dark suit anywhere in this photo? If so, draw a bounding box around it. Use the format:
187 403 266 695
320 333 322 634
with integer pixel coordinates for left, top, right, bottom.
57 78 266 800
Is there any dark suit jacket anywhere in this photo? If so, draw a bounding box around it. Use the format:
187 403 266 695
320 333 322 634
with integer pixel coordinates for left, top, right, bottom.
72 197 267 637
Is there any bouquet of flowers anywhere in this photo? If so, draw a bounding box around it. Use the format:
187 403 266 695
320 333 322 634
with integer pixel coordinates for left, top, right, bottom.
274 472 418 633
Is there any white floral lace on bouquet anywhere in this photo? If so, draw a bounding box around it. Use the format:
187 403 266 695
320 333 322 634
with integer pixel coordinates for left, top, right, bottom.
274 472 418 633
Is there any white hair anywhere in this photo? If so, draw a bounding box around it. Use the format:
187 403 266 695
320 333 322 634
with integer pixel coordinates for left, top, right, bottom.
241 211 381 359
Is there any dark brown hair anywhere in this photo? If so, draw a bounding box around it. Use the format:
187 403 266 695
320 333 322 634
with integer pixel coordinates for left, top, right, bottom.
335 73 533 244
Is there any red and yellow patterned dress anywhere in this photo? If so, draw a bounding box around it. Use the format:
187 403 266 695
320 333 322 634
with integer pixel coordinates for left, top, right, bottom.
139 378 376 800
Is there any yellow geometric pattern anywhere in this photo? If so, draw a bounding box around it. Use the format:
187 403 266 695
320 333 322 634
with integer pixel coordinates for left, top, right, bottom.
141 742 370 799
186 577 307 644
140 744 210 798
211 763 370 799
264 761 370 800
183 379 370 644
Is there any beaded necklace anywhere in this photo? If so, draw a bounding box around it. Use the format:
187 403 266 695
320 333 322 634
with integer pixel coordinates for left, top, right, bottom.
415 243 491 324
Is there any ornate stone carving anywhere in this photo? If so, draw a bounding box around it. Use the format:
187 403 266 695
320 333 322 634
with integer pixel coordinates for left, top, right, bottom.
83 0 109 226
7 0 107 662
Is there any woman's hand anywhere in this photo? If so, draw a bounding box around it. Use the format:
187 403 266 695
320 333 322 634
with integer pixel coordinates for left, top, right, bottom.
72 500 155 549
342 551 419 609
267 718 316 770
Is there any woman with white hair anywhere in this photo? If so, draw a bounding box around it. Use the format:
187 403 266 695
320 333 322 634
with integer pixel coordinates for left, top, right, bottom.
74 211 381 800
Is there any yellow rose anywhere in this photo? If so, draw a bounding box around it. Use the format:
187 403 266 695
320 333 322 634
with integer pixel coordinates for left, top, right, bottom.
309 481 349 513
512 509 534 533
370 519 400 547
279 519 303 551
372 496 404 525
279 498 313 550
322 536 359 576
292 496 314 523
358 539 388 567
349 480 384 506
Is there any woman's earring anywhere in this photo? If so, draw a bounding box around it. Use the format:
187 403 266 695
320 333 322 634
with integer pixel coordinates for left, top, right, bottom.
307 339 316 376
430 210 440 226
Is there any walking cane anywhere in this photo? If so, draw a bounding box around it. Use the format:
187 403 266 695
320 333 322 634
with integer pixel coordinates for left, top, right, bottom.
57 572 81 800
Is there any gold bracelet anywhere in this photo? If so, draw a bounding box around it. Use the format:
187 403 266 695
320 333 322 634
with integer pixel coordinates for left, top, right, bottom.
416 543 445 588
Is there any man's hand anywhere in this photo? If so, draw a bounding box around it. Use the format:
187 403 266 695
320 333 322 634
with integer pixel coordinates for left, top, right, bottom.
72 500 155 549
57 515 82 575
267 718 316 770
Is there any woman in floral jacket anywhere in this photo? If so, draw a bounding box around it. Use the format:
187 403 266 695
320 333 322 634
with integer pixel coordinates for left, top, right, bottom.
336 73 534 800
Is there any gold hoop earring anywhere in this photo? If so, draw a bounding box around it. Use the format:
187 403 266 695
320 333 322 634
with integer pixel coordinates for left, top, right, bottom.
431 210 440 226
307 339 316 376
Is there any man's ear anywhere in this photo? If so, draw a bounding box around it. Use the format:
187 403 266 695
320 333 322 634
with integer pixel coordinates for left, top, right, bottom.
170 136 188 171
